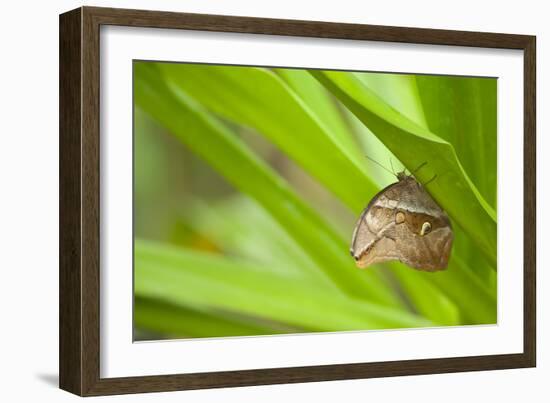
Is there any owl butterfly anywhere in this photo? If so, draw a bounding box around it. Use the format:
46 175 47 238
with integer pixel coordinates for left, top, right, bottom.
350 170 453 272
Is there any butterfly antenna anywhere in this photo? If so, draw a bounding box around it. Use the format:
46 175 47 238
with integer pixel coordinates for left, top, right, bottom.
365 155 396 177
389 158 396 175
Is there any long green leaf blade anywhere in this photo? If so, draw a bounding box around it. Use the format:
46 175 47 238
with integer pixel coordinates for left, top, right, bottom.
416 76 497 208
134 62 401 306
135 297 292 339
135 240 433 331
312 71 497 267
158 63 379 213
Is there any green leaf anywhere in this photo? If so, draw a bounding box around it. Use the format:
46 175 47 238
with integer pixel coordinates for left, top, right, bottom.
157 63 379 213
135 297 292 339
355 72 428 129
135 240 433 331
416 76 497 208
423 256 497 324
134 62 402 306
312 71 497 267
349 72 427 186
178 196 336 287
274 68 365 168
416 76 498 286
387 263 460 326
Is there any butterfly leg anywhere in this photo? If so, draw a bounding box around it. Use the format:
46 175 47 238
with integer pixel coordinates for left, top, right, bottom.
411 161 427 175
423 174 437 186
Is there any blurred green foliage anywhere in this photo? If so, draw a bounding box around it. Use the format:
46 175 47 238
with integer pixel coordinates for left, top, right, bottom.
133 61 497 341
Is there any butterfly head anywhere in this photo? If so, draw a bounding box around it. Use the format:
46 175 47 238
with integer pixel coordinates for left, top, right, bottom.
397 171 410 181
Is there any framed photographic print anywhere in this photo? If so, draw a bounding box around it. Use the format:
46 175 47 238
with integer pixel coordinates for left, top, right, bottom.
59 6 536 396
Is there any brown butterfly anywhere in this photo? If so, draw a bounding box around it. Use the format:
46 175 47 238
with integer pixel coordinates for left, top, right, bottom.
350 170 453 272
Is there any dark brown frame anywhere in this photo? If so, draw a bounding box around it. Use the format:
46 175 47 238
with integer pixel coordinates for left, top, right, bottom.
59 6 536 396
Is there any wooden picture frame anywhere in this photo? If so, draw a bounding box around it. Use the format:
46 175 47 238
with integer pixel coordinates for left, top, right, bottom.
59 6 536 396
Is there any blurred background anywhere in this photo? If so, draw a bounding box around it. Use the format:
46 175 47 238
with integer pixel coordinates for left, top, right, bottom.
133 62 497 341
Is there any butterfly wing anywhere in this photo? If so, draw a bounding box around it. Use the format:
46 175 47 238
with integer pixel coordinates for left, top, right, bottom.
350 180 408 268
393 215 453 271
393 180 453 271
350 177 453 271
